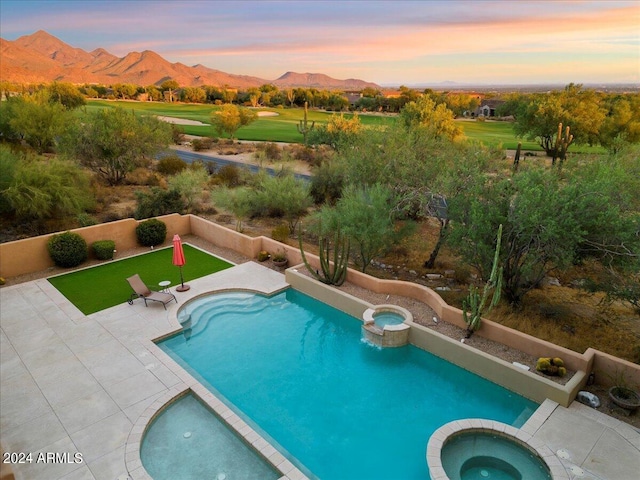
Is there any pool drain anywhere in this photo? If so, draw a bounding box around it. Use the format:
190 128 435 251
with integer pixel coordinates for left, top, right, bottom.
217 473 226 480
183 431 192 438
480 469 489 477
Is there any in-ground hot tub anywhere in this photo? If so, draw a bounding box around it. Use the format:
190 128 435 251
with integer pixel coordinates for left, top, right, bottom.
362 304 412 347
427 420 565 480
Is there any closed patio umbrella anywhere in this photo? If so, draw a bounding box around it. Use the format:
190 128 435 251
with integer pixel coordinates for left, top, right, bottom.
172 234 190 292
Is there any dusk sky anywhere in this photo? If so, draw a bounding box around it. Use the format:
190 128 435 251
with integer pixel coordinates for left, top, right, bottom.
1 0 638 86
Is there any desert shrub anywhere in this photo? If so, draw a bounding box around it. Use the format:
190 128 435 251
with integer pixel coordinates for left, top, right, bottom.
215 164 242 186
76 212 98 227
171 124 185 144
263 142 282 161
92 240 115 260
125 168 161 186
134 188 186 219
309 161 344 205
157 155 187 175
135 218 167 246
271 223 289 243
257 250 270 262
192 137 214 151
167 165 209 211
47 231 88 268
292 145 318 165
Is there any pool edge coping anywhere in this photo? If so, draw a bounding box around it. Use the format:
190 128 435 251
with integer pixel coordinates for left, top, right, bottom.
425 414 571 480
126 352 310 480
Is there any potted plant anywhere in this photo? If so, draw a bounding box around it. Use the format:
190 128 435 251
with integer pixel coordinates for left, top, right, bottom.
272 250 288 268
608 385 640 413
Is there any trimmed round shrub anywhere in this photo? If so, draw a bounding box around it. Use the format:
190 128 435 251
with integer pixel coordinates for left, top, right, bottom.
136 218 167 247
92 240 116 260
47 231 88 268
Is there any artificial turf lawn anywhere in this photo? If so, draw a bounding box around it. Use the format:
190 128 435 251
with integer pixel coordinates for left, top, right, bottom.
47 244 233 315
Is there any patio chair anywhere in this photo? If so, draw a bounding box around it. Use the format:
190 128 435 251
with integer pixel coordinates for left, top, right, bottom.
126 274 177 310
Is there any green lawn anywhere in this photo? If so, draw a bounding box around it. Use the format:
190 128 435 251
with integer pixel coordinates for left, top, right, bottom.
84 100 605 153
85 100 393 142
48 244 233 315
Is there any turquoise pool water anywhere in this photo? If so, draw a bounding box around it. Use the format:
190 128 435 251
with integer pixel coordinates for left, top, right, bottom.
159 289 538 479
141 393 279 480
374 310 405 326
441 432 552 480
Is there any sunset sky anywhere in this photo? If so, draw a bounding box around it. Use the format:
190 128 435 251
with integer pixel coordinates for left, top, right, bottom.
1 0 638 86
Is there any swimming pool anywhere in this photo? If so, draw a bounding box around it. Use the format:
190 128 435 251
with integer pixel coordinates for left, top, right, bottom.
159 289 538 479
141 393 280 480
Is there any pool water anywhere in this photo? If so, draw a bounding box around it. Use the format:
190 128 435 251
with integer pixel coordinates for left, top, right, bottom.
442 432 552 480
159 289 538 480
140 393 279 480
373 311 405 327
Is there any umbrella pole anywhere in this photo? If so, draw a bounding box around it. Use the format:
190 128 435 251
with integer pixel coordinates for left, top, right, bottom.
176 265 190 292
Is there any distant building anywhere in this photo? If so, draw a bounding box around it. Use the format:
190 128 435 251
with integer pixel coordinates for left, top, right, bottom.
474 99 505 117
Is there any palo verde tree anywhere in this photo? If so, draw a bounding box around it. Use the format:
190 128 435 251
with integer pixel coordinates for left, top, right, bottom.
599 93 640 153
399 95 463 142
513 83 606 159
210 104 258 139
314 183 412 273
5 91 70 154
60 107 173 185
448 156 640 306
0 146 93 227
46 82 86 109
160 79 180 102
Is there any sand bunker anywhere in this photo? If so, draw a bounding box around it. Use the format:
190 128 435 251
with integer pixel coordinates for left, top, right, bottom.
257 111 279 117
157 116 209 126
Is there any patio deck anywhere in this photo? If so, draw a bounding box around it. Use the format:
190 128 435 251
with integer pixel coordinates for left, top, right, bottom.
1 262 638 479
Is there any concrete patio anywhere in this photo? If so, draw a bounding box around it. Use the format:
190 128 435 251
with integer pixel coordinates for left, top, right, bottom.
1 261 638 479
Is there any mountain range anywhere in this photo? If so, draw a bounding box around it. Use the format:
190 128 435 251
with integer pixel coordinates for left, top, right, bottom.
0 30 380 90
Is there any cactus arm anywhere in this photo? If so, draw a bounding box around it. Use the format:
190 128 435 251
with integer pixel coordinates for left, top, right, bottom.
463 224 503 338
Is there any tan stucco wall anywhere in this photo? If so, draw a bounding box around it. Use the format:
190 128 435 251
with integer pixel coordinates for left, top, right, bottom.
0 214 190 278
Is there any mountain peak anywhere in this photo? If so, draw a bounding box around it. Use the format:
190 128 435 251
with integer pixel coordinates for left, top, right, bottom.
1 31 380 90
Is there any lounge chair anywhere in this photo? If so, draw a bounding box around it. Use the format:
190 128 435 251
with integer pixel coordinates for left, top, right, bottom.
126 274 177 310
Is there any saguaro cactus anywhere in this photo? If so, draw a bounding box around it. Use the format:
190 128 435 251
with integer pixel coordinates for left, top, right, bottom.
463 224 503 338
297 101 315 145
299 226 350 286
552 123 574 166
513 142 522 171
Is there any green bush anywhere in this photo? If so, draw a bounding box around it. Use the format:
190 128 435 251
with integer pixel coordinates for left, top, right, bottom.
135 219 167 247
215 164 242 186
47 231 88 268
309 161 344 205
92 240 115 260
134 188 186 219
157 155 187 175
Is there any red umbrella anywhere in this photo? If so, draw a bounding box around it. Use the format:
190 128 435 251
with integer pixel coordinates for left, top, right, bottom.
172 234 190 292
